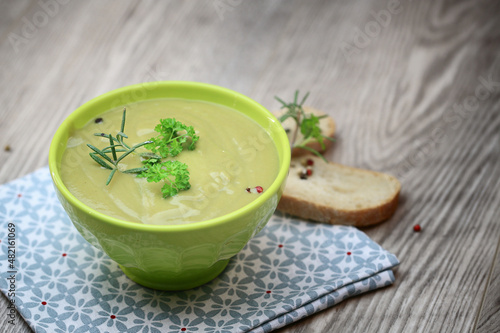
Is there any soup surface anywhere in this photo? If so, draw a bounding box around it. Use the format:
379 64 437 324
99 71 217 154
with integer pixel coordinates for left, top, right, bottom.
61 98 279 225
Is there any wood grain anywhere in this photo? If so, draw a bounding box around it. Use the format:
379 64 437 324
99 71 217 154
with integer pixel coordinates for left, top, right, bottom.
0 0 499 332
476 235 500 333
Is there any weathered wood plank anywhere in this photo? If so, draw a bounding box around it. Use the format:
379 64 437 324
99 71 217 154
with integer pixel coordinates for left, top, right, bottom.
476 236 500 333
0 1 499 333
0 0 33 43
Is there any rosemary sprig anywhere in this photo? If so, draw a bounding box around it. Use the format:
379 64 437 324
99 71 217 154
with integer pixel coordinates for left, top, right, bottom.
88 109 153 185
275 90 334 162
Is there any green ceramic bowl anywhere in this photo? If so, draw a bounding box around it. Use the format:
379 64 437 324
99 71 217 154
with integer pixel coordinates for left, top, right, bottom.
49 81 290 290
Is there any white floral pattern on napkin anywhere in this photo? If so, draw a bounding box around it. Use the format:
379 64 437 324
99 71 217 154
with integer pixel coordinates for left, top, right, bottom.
0 167 399 333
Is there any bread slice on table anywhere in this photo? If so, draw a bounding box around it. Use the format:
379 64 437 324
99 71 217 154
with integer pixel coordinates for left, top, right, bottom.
273 106 335 156
277 156 401 227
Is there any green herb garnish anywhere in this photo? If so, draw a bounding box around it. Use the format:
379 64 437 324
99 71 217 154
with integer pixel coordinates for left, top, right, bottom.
275 90 334 162
137 159 191 198
145 118 199 157
87 108 197 198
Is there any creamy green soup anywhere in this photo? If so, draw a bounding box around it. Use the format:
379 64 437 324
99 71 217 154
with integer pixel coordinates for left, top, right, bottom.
61 98 279 225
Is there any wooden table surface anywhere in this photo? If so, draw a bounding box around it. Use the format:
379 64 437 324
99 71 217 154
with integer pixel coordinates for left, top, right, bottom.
1 1 499 332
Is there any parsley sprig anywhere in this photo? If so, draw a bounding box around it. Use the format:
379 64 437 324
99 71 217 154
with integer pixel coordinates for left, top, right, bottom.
137 159 191 198
275 91 334 162
87 109 197 198
145 118 199 157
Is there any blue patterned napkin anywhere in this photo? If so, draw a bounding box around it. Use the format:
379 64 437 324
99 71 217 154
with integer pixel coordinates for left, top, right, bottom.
0 167 399 333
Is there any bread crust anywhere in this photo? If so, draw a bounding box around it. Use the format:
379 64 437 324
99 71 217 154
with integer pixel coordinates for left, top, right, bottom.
277 158 401 227
277 187 400 227
272 108 400 227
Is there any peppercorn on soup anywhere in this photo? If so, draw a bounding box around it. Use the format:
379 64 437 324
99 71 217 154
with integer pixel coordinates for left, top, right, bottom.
60 98 280 225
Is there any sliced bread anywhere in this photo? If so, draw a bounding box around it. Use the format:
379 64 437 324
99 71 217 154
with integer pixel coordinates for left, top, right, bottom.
277 156 401 227
273 106 335 156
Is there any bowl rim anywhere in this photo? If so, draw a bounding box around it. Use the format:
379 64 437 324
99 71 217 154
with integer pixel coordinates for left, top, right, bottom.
49 81 291 232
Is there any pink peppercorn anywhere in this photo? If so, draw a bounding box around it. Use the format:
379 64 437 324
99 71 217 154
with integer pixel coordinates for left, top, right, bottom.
246 186 264 194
